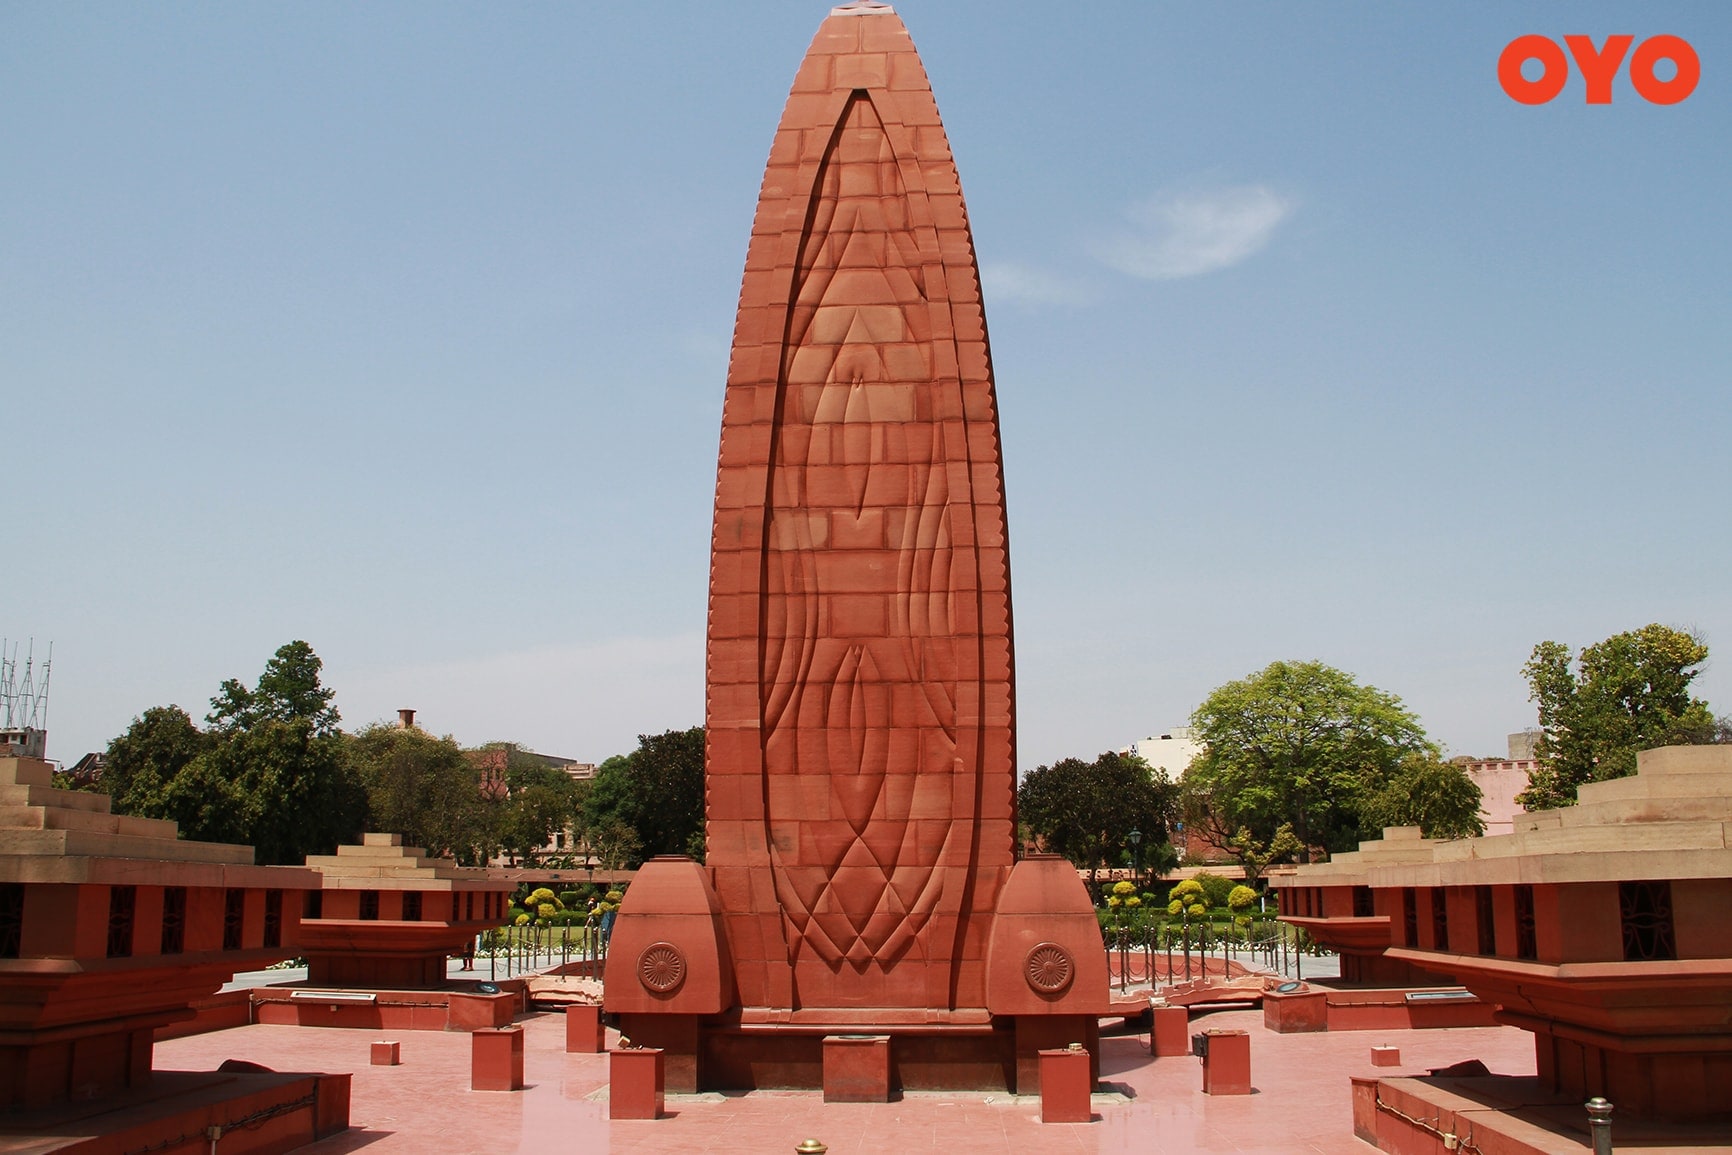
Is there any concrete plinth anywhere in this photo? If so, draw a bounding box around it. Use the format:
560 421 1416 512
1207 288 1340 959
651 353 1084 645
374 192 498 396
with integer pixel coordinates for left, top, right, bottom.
1150 1005 1190 1057
566 1003 606 1053
470 1026 523 1091
822 1034 892 1103
609 1047 665 1120
1199 1029 1251 1095
1264 986 1329 1033
447 991 516 1032
1037 1047 1093 1123
370 1041 400 1066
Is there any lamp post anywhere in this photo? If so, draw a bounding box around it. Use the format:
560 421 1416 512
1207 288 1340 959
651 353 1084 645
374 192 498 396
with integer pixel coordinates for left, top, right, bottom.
1127 828 1142 891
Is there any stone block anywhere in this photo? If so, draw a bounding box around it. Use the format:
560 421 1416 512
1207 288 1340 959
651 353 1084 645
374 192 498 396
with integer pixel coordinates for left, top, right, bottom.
369 1041 400 1066
1199 1029 1251 1095
1037 1047 1093 1123
1263 987 1329 1033
1371 1045 1401 1067
609 1047 665 1120
565 1004 606 1053
822 1034 891 1102
1150 1005 1190 1057
446 991 515 1032
470 1026 523 1092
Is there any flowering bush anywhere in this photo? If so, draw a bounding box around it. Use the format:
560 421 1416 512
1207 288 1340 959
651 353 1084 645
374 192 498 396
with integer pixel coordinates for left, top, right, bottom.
1167 879 1208 918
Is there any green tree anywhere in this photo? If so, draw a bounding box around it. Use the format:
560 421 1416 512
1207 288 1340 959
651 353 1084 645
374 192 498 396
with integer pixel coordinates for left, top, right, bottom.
351 723 490 863
1223 823 1303 888
1362 753 1485 839
208 640 340 736
101 705 211 816
198 717 364 865
1520 624 1718 810
500 784 576 865
102 642 366 864
1017 751 1179 888
1183 660 1437 861
581 728 705 866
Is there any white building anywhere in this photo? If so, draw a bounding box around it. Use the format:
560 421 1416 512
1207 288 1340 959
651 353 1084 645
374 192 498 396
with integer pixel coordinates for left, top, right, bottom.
1121 728 1200 779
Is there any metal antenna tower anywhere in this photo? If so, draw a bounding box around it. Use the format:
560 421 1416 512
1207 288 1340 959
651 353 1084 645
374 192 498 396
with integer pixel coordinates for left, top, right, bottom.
1 637 53 731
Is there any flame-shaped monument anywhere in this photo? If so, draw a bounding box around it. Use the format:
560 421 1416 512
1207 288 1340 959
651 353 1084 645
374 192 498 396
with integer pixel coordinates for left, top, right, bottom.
604 1 1107 1094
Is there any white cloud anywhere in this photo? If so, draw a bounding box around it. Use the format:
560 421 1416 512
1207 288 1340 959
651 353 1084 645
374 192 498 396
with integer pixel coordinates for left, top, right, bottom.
1094 185 1292 280
334 633 705 761
979 261 1091 306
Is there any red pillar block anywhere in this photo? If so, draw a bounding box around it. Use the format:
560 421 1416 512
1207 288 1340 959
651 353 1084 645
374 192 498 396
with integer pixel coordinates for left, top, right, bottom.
1263 987 1329 1033
1199 1030 1251 1095
609 1047 665 1120
1150 1005 1190 1057
448 991 516 1032
566 1004 606 1053
369 1041 400 1066
471 1026 524 1091
1037 1047 1093 1123
822 1034 891 1103
1371 1045 1401 1067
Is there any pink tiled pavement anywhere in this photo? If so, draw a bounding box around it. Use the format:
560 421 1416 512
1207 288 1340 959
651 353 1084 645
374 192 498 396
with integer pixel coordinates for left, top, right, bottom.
152 1009 1538 1154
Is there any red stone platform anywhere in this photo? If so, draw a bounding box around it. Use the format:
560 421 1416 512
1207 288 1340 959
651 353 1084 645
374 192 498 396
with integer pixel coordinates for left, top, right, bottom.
0 751 349 1152
298 834 515 990
149 1008 1623 1155
1294 746 1732 1125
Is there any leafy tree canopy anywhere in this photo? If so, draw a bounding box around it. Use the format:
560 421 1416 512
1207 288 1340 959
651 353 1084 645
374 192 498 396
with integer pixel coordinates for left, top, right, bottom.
581 728 705 867
351 723 491 864
1520 624 1720 810
1182 660 1437 861
101 704 211 816
104 642 365 864
1361 752 1485 840
208 640 340 736
1017 751 1179 886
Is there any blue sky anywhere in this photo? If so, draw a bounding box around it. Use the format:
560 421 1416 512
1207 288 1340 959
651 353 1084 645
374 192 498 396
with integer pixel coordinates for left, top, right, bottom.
6 2 1729 771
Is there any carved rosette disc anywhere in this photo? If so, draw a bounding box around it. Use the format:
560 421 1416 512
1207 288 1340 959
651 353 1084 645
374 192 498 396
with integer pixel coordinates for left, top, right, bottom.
1024 942 1075 995
638 942 687 994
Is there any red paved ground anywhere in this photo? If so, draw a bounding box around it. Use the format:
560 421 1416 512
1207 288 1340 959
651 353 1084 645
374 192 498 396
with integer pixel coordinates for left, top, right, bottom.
153 1009 1539 1154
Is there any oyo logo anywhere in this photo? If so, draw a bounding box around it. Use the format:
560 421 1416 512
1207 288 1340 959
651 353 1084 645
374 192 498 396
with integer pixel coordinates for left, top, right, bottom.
1498 35 1699 104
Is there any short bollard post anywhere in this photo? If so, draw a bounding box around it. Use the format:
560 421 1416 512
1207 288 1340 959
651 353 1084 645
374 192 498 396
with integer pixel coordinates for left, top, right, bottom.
471 1025 524 1091
609 1046 665 1120
1585 1098 1613 1155
565 1003 606 1053
1150 1004 1190 1057
369 1040 401 1066
1037 1043 1093 1123
1197 1029 1251 1095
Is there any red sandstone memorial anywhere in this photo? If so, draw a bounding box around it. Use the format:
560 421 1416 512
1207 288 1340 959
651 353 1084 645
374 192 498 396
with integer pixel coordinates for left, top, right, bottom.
604 0 1108 1094
0 749 349 1153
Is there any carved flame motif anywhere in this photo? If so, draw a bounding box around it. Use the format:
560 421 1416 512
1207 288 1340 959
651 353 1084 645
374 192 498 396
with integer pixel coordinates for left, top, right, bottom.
638 943 687 994
761 93 966 972
1024 943 1075 994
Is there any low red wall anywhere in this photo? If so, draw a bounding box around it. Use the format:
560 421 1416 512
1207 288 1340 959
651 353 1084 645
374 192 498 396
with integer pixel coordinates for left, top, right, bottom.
1266 986 1497 1033
156 989 254 1041
250 981 526 1032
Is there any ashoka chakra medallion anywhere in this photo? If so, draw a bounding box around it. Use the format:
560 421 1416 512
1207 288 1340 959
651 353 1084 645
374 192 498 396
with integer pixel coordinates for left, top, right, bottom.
638 942 687 993
1025 942 1074 994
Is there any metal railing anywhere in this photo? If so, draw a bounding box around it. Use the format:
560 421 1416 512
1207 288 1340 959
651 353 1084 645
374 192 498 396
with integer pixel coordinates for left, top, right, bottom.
478 919 610 982
1103 920 1329 991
